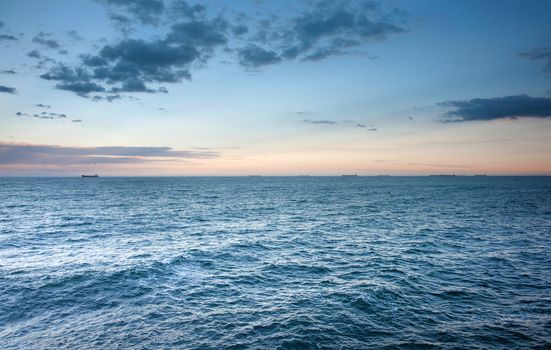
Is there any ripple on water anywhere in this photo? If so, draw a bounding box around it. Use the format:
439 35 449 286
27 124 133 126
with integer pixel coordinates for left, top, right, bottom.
0 176 550 349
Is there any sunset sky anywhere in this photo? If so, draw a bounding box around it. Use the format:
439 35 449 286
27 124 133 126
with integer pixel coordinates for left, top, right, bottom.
1 0 550 175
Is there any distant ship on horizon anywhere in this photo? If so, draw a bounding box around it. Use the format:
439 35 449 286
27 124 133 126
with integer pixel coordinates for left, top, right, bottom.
341 174 358 177
81 174 99 178
428 174 456 177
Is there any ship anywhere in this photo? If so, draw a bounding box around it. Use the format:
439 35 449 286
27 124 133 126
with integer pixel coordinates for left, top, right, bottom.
81 174 99 178
341 174 358 177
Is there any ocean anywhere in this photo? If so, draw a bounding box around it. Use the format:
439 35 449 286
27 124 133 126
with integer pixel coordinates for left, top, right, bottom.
0 176 550 349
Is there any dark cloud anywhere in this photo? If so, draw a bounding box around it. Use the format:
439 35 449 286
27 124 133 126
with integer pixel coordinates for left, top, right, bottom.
41 15 228 97
169 0 206 20
367 127 377 131
0 85 17 94
91 94 122 102
35 103 52 109
238 44 281 67
46 112 67 118
0 34 18 41
56 81 107 95
1 69 16 74
303 119 337 125
40 64 106 95
32 32 60 49
16 111 67 120
38 1 406 98
519 47 551 74
355 123 366 128
232 24 249 36
72 119 83 122
238 1 405 67
0 142 218 166
109 13 133 33
99 0 165 26
27 50 42 59
439 95 551 122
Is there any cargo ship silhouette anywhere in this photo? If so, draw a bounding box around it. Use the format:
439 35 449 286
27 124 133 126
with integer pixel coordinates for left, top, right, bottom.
81 174 99 178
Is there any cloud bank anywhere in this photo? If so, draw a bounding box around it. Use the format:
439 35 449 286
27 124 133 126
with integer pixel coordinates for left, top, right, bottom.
35 0 406 99
439 95 551 122
0 143 218 166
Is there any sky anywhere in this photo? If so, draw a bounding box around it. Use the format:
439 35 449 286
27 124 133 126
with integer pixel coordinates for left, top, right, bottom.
0 0 550 176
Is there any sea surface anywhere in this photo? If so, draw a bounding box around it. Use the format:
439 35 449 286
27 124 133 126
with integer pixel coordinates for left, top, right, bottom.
0 176 550 349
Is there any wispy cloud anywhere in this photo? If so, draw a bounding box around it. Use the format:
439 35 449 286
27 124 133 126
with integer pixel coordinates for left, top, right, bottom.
303 119 337 125
519 47 551 74
32 32 60 49
15 111 68 120
0 143 218 166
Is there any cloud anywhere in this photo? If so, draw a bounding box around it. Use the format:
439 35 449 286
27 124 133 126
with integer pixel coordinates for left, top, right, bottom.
32 32 60 49
232 24 249 36
108 13 133 33
22 113 63 120
91 94 122 102
519 47 551 74
1 69 16 74
0 21 3 29
66 30 84 41
238 44 281 68
47 112 67 118
27 50 42 59
0 85 17 94
0 143 218 166
33 114 54 119
16 111 68 120
439 95 551 122
37 1 406 98
355 123 366 128
99 0 165 26
236 1 405 67
303 119 337 124
40 64 106 95
72 119 83 122
41 15 228 97
0 34 18 41
35 103 52 108
169 0 206 20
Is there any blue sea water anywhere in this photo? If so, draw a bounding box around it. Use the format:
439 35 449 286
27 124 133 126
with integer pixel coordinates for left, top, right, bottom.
0 176 550 349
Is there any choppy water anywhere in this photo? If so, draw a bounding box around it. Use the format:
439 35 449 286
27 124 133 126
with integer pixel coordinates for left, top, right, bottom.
0 177 550 349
